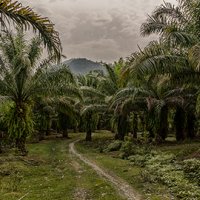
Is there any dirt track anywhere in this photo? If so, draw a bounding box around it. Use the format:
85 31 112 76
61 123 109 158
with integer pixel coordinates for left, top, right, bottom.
69 140 141 200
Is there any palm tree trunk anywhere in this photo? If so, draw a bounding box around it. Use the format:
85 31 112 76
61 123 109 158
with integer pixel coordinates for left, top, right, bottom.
132 114 138 139
85 129 92 141
38 132 45 141
73 127 77 133
14 102 29 155
116 115 128 141
78 117 84 132
46 117 51 136
148 128 154 142
174 107 185 142
114 133 119 140
85 114 92 141
156 106 168 142
0 143 2 153
16 134 28 156
0 132 2 154
186 112 196 139
62 129 69 138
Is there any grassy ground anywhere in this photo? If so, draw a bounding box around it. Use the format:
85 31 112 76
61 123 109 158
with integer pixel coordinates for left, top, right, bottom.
1 132 199 200
76 131 200 200
0 135 124 200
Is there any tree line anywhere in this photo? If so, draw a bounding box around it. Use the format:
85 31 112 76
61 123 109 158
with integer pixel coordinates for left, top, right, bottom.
1 0 200 155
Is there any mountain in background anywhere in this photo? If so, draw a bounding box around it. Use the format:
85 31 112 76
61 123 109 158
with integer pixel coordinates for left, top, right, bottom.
63 58 103 74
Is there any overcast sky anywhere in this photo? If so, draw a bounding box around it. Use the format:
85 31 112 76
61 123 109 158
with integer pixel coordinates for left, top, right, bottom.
19 0 177 62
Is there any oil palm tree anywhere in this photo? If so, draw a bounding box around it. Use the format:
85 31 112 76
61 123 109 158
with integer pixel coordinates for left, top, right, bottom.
34 63 81 139
140 0 197 48
138 0 200 78
0 0 62 60
101 61 130 140
77 71 107 141
111 73 197 142
0 29 69 154
49 79 81 139
133 0 200 141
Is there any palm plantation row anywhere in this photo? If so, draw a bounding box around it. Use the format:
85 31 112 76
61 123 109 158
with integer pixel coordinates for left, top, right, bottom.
1 0 200 155
79 0 200 143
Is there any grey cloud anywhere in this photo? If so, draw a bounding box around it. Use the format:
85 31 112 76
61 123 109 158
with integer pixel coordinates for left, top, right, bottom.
66 38 121 62
19 0 177 62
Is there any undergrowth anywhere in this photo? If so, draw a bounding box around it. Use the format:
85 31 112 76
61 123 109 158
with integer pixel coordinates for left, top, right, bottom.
83 133 200 200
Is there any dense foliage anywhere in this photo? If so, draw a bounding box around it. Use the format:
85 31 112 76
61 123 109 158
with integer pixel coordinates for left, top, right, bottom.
0 0 199 199
0 0 200 151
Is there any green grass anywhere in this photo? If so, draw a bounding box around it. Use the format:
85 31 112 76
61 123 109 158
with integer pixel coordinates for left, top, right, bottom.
1 131 199 200
76 131 199 200
0 135 124 200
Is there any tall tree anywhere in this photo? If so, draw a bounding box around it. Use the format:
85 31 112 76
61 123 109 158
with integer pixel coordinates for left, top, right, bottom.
99 60 130 140
0 30 67 154
78 71 107 141
0 0 62 60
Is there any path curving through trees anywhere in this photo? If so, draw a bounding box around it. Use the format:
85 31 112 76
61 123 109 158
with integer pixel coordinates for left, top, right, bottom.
69 140 141 200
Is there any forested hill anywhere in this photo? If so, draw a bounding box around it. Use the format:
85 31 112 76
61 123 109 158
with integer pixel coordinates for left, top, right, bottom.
63 58 103 74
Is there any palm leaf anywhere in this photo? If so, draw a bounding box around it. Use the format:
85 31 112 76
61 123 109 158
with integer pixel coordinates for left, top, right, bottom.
81 86 106 99
81 104 107 116
0 0 62 61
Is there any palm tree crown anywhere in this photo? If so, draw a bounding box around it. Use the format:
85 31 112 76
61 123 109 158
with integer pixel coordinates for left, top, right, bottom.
0 0 62 61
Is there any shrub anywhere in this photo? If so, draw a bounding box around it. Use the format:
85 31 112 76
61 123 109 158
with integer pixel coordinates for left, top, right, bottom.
182 158 200 186
120 140 136 158
128 154 150 167
146 153 175 165
141 154 200 199
105 140 122 152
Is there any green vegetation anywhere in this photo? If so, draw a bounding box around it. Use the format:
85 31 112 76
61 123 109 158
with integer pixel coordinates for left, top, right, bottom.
0 0 62 60
0 29 78 155
0 136 124 200
76 131 200 200
0 0 200 199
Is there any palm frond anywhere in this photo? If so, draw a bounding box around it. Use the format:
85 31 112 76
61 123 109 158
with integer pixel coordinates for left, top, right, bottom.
152 1 186 22
189 43 200 71
45 96 76 116
127 41 190 77
140 15 168 36
98 78 118 96
0 0 62 61
80 86 106 99
104 64 118 85
27 37 42 67
81 104 107 116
